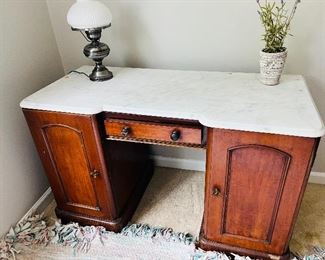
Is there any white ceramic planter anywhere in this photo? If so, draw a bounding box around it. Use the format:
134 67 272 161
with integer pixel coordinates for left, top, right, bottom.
259 49 288 86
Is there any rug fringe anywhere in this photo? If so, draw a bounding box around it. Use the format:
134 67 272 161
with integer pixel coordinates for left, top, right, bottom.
191 248 249 260
121 223 195 245
0 213 50 259
1 213 325 260
292 246 325 260
301 247 325 260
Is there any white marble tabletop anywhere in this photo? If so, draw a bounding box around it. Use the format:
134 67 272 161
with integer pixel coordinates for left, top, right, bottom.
20 66 325 137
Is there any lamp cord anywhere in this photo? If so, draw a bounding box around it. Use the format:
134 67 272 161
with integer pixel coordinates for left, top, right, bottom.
68 70 90 79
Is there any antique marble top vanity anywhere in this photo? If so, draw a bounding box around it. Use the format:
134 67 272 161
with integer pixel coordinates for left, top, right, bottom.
21 66 324 259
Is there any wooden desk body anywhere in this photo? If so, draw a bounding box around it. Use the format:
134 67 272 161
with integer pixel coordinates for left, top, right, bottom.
21 67 324 259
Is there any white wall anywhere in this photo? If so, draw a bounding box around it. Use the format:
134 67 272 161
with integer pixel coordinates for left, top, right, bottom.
0 1 64 236
46 0 325 172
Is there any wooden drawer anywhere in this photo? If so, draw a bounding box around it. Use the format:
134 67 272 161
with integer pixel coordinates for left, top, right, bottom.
104 118 203 147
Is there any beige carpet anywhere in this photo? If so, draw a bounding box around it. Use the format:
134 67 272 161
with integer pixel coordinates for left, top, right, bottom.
43 167 325 256
290 183 325 255
132 167 204 236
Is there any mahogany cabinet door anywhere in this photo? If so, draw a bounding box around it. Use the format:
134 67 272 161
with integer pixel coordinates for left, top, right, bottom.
23 110 116 220
203 128 319 255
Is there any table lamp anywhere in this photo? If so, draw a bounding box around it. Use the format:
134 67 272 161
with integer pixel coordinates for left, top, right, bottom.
67 0 113 81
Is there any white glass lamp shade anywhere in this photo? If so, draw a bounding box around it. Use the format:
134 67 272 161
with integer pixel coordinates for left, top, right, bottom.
67 0 112 30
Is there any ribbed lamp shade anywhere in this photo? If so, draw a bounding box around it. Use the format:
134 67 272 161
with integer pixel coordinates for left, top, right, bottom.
67 0 112 30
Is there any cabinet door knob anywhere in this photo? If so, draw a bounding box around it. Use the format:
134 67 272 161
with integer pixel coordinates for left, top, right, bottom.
90 170 100 179
121 126 131 137
170 130 181 141
212 187 221 197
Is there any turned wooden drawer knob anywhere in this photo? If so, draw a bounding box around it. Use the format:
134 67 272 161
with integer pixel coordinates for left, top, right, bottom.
170 130 181 141
90 170 100 179
121 126 131 137
212 187 221 197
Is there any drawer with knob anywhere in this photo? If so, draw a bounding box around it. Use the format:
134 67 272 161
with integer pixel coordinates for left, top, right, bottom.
104 118 204 148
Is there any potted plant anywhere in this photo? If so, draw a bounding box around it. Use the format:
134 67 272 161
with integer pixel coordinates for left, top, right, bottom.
257 0 301 85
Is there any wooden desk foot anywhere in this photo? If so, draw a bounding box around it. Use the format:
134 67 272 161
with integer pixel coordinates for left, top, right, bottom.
56 207 125 232
198 234 290 260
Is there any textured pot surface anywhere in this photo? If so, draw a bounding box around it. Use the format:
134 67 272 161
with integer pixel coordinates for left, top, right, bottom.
260 50 288 86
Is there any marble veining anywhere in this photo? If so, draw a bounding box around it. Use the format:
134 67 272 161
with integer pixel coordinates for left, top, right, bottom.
20 66 325 137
